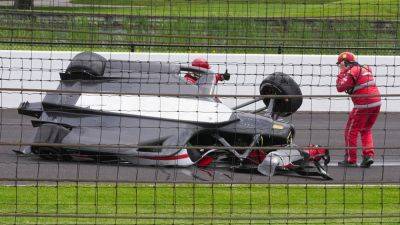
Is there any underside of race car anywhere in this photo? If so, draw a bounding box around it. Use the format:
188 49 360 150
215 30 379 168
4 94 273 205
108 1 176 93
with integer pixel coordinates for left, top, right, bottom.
15 52 332 180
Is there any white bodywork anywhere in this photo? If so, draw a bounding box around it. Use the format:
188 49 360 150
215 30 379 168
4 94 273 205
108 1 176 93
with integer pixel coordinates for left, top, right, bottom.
257 149 303 176
77 94 234 124
122 149 195 166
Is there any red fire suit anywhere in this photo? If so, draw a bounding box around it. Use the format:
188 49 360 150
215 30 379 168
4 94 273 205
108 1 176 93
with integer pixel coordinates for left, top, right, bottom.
336 65 381 163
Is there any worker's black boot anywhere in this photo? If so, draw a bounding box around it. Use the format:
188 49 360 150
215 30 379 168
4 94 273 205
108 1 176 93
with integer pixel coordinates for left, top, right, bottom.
338 160 357 167
360 156 374 168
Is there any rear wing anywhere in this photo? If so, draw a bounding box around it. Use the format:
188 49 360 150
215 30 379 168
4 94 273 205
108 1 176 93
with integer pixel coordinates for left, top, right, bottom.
18 101 43 118
179 65 212 74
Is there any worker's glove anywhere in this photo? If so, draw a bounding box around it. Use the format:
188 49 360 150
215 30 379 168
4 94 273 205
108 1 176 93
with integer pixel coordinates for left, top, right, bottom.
215 70 230 82
345 87 355 95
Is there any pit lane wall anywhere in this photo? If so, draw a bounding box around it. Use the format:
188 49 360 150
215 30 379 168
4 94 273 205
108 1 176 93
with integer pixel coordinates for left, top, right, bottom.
1 50 399 112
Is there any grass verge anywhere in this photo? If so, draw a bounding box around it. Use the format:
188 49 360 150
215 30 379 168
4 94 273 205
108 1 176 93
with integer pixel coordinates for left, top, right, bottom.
0 184 399 224
1 12 399 54
0 0 400 53
62 0 399 18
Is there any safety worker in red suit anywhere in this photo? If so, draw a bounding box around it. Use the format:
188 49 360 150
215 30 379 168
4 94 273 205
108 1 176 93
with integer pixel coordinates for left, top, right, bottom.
184 58 210 84
336 52 381 168
185 58 228 84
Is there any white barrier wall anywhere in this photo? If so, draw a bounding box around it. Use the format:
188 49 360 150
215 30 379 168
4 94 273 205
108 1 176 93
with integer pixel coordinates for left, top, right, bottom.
1 50 399 112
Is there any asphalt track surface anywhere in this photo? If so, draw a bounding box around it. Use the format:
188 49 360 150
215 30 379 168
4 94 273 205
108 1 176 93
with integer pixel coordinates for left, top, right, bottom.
1 109 399 184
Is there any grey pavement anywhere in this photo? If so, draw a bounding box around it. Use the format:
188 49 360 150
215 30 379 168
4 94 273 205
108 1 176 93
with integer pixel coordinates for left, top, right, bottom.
0 109 399 184
1 0 73 7
0 0 128 7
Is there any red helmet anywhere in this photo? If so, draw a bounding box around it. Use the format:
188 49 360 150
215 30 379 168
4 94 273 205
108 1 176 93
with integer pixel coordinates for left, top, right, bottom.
192 58 210 69
337 52 357 65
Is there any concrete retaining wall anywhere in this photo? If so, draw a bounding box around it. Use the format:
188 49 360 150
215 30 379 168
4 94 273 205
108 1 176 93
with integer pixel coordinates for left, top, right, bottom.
1 50 399 111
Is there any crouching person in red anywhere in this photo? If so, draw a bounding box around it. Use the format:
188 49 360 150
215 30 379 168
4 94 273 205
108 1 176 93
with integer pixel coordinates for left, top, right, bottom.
184 58 211 84
336 52 381 168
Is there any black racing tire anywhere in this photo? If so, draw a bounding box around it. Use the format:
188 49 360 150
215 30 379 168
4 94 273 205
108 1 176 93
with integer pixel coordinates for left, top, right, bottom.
63 52 107 80
32 146 72 161
259 72 302 117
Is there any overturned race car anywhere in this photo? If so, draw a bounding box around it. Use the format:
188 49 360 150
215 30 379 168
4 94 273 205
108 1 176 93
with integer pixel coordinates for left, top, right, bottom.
16 52 332 180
